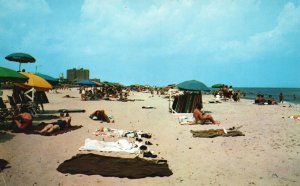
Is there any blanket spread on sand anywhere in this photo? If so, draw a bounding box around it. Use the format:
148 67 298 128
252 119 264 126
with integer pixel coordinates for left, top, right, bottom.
57 153 173 179
191 129 245 138
79 138 140 153
8 123 82 136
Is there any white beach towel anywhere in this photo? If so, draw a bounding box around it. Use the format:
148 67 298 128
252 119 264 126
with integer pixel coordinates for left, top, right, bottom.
79 138 140 153
178 116 195 125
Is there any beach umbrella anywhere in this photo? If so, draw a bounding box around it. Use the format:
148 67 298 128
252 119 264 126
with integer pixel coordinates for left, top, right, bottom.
0 66 29 83
113 82 124 87
76 79 96 86
211 84 225 88
176 80 210 92
92 81 103 87
35 73 59 85
15 72 52 91
102 81 115 86
5 52 36 71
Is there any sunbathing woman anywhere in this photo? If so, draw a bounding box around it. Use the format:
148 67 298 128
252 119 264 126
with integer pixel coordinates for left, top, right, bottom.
39 114 72 134
193 103 220 125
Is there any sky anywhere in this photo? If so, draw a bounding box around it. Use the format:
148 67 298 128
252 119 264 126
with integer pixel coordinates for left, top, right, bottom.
0 0 300 87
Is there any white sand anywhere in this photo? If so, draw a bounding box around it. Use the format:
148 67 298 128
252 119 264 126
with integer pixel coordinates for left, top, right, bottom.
1 89 300 186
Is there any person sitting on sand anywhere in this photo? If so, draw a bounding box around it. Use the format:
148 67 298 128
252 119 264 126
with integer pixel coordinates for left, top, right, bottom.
39 114 72 134
193 103 220 125
254 94 260 104
255 94 266 104
267 95 277 105
13 112 33 130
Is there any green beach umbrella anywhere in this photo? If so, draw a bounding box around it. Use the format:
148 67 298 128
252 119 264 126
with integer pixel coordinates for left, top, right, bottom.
0 66 29 83
177 80 210 92
5 52 36 71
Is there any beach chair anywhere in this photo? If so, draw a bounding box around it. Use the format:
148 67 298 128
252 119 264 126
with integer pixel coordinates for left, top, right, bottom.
0 97 16 122
18 94 41 115
7 95 35 115
7 95 21 112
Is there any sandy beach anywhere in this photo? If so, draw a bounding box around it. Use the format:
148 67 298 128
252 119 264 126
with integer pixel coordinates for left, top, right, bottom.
1 88 300 186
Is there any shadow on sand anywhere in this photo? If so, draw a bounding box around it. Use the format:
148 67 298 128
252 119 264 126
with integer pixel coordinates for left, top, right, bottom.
0 159 10 170
0 131 15 143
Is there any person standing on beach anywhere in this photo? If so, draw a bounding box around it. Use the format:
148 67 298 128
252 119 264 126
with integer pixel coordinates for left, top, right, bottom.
279 92 284 103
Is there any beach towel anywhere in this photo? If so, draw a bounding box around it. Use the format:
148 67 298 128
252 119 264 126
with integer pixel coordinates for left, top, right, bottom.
79 138 140 153
191 129 245 138
178 116 195 125
7 123 82 136
57 153 172 179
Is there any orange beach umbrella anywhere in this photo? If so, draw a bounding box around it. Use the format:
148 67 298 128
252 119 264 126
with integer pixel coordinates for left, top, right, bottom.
15 72 52 91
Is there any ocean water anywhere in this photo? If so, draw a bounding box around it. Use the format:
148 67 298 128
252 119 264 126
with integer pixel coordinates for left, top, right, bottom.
211 87 300 104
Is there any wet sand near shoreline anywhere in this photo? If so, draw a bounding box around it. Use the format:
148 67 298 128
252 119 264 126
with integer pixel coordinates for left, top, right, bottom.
1 88 300 186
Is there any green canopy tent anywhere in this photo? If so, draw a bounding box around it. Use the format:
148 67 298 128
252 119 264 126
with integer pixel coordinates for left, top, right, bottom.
5 52 36 71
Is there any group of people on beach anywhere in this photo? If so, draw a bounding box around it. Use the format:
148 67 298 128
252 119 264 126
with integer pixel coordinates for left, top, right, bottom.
79 86 129 101
212 85 242 102
254 92 285 105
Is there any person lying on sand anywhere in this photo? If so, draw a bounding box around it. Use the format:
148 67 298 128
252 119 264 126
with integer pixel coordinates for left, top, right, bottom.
89 110 111 123
13 112 33 130
193 103 220 125
39 113 72 134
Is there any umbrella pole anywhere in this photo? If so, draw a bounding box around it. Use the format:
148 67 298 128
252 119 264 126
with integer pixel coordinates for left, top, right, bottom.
19 63 21 71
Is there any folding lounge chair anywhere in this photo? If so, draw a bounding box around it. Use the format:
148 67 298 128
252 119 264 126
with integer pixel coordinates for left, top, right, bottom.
7 96 25 115
0 97 15 122
18 95 41 115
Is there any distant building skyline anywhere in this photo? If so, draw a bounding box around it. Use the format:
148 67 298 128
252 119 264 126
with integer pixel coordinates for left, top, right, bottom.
67 68 89 81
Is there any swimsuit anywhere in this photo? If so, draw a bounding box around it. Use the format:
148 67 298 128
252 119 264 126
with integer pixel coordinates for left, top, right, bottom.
19 118 32 129
56 120 67 129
